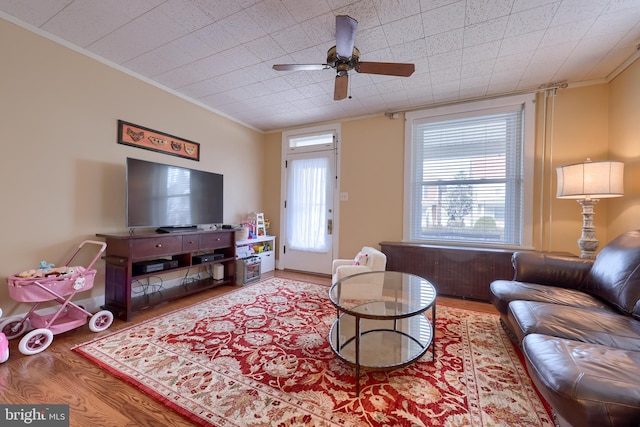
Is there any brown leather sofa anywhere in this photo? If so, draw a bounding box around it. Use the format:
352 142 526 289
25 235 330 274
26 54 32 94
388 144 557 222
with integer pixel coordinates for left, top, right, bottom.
490 230 640 427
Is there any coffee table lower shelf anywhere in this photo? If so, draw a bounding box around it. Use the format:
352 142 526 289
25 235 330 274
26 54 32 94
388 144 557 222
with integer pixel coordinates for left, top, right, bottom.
328 312 434 396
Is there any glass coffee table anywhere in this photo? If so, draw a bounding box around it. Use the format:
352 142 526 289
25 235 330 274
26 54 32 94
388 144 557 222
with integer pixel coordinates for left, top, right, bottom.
328 270 436 395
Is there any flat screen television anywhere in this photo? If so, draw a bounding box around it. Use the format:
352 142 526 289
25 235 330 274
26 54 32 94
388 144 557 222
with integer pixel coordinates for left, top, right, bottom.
126 157 223 231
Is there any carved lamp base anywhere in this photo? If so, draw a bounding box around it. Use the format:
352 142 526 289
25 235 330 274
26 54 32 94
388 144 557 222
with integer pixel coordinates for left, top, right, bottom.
576 198 599 259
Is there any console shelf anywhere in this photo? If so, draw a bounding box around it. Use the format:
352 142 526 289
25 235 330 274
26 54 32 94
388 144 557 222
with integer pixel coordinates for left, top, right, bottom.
97 230 236 321
130 276 227 312
235 235 276 273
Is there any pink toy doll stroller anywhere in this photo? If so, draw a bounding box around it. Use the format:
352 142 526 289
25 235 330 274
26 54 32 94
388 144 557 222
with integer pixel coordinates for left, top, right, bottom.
0 308 7 363
1 240 113 355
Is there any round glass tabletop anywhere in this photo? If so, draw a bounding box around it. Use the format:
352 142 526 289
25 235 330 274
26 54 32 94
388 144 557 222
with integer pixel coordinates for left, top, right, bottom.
329 270 436 318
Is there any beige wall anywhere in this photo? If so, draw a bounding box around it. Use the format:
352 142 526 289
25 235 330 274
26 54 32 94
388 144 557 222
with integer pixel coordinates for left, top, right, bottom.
0 19 264 316
544 84 612 254
338 116 405 257
262 132 282 242
545 61 640 252
609 58 640 238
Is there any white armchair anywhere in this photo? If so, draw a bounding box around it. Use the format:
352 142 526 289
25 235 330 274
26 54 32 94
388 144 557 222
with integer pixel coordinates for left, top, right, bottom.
331 246 387 284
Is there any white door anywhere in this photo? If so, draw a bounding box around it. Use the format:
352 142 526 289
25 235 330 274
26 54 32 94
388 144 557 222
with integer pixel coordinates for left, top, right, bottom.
280 125 339 275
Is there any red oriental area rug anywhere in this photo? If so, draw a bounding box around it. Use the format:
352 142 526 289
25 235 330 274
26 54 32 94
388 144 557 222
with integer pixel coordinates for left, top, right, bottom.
73 278 552 426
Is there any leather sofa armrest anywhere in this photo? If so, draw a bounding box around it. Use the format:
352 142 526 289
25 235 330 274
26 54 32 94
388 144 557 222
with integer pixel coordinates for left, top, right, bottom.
512 251 594 289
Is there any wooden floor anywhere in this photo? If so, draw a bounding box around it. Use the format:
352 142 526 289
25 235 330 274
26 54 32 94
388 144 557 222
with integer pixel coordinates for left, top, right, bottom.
0 270 497 427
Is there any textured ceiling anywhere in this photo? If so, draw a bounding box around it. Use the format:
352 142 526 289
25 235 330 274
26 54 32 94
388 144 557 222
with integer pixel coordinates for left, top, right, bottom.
2 0 640 132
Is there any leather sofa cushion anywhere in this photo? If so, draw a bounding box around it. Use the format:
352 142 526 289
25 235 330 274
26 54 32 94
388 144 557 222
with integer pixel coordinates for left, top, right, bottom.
490 280 610 316
582 230 640 318
509 300 640 351
523 334 640 427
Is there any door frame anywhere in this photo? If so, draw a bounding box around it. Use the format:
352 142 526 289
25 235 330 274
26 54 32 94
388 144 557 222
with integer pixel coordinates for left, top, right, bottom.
279 123 341 273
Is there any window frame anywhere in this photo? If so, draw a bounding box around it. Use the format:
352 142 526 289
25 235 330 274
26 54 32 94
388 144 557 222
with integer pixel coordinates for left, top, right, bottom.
279 123 341 272
283 123 338 154
403 93 536 249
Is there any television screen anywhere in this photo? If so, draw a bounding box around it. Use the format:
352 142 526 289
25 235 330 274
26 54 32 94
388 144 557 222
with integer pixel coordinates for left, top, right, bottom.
126 158 223 229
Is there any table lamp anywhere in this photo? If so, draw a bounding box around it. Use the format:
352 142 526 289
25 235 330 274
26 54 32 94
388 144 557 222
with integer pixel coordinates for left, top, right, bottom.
556 158 624 258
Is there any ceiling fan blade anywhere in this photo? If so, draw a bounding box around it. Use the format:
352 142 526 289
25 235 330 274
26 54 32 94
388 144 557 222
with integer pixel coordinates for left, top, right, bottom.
356 62 415 77
335 15 357 59
334 73 349 100
273 64 329 71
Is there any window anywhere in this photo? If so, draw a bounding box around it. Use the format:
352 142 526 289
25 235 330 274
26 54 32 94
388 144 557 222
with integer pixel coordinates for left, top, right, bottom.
288 132 334 149
404 94 535 248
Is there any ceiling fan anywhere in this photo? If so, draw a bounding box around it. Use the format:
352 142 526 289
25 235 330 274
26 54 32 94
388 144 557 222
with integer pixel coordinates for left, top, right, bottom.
272 15 415 101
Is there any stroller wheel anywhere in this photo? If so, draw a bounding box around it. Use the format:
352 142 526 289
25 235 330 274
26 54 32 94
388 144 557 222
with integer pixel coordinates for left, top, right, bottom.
18 328 54 355
89 310 114 332
0 316 30 340
0 333 8 363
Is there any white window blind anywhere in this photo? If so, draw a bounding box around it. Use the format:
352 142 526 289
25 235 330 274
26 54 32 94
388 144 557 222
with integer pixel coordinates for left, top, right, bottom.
405 94 534 247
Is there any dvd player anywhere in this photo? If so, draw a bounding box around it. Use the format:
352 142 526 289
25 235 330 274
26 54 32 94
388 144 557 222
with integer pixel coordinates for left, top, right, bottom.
133 259 179 275
192 253 224 264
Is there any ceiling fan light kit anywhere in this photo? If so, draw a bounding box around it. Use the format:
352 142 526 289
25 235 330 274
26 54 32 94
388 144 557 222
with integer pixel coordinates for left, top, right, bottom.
273 15 415 101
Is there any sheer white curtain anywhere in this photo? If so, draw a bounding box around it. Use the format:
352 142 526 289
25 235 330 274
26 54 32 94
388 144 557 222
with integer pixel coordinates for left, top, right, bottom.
286 157 328 251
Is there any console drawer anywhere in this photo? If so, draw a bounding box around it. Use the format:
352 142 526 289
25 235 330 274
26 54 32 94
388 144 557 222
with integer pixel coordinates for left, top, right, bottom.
182 235 200 252
132 236 182 258
200 232 232 250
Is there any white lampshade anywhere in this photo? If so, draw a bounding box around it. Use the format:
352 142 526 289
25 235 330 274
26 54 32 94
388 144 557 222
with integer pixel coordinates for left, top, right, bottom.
556 160 624 199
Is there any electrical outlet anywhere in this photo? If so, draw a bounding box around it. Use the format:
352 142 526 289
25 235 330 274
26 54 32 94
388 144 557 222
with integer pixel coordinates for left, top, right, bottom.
340 192 348 201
